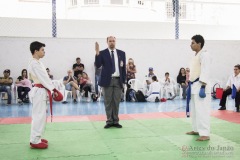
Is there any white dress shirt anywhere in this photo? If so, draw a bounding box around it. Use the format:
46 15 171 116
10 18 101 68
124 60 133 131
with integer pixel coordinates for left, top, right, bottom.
226 73 240 89
108 48 120 77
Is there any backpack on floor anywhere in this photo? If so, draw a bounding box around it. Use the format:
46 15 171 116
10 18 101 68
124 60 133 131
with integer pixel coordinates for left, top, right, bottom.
126 88 137 102
135 90 146 102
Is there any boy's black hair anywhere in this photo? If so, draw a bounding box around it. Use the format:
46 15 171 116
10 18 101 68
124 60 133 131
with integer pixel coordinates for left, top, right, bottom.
234 64 240 70
76 57 80 60
165 72 169 76
30 41 45 55
191 35 205 48
152 76 157 81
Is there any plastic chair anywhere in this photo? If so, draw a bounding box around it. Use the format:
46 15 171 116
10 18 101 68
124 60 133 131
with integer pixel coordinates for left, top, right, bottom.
53 79 73 102
0 84 15 104
128 79 144 91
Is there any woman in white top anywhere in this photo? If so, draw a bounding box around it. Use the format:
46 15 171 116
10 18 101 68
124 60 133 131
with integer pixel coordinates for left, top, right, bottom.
146 76 161 102
15 69 32 104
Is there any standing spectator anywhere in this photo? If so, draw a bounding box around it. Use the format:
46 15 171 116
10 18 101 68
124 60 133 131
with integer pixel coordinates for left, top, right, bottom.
95 36 126 129
126 58 137 88
15 69 32 104
218 64 240 112
177 67 187 99
62 70 80 104
94 62 102 95
46 68 53 80
0 69 13 105
73 57 85 77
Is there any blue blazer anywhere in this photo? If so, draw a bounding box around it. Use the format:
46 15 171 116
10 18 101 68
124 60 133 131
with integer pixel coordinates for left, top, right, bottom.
95 48 126 87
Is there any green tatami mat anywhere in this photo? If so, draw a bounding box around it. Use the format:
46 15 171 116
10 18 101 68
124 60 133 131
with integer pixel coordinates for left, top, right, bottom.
0 117 239 160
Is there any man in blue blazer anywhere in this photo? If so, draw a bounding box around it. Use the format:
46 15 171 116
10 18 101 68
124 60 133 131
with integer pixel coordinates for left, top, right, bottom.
95 36 126 128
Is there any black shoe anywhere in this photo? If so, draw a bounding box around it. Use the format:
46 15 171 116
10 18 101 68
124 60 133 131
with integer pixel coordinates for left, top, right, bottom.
113 123 122 128
218 106 226 110
236 108 239 112
171 95 176 100
104 124 113 129
62 101 68 104
73 99 77 103
23 98 29 103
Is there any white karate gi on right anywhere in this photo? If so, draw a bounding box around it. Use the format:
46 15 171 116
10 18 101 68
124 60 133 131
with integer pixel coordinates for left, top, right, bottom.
189 49 211 137
28 58 55 144
146 81 161 102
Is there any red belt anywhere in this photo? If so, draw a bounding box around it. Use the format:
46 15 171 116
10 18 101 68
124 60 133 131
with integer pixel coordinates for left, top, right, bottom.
34 84 53 122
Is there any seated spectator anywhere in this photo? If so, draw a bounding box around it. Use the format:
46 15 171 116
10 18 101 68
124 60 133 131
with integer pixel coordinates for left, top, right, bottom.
15 69 32 104
161 72 176 100
144 67 155 92
78 72 93 100
62 70 80 104
0 69 13 105
127 58 137 88
218 64 240 112
73 57 85 77
46 68 53 80
145 76 161 102
177 67 187 99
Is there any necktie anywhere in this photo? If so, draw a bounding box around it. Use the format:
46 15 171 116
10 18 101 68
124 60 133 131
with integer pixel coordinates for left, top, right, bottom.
111 50 115 73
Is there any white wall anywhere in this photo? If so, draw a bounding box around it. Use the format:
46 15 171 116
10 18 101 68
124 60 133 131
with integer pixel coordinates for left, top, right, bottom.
1 18 240 40
0 37 239 87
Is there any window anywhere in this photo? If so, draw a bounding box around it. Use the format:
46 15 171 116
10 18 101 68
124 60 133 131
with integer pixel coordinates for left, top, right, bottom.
111 0 123 5
70 0 78 6
166 0 186 19
84 0 99 5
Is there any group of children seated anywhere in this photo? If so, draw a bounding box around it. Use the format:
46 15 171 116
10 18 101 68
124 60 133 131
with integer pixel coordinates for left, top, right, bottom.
137 67 190 102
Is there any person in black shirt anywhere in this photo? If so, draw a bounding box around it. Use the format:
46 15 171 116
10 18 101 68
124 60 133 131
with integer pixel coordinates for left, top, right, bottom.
177 67 187 99
73 57 85 77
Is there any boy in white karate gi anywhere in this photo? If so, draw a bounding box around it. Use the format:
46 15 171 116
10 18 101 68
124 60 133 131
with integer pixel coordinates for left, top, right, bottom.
146 76 161 102
186 35 211 141
28 41 59 149
160 72 176 100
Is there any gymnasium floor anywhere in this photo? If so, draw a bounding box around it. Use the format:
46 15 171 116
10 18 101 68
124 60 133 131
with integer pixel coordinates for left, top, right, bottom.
0 98 240 160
